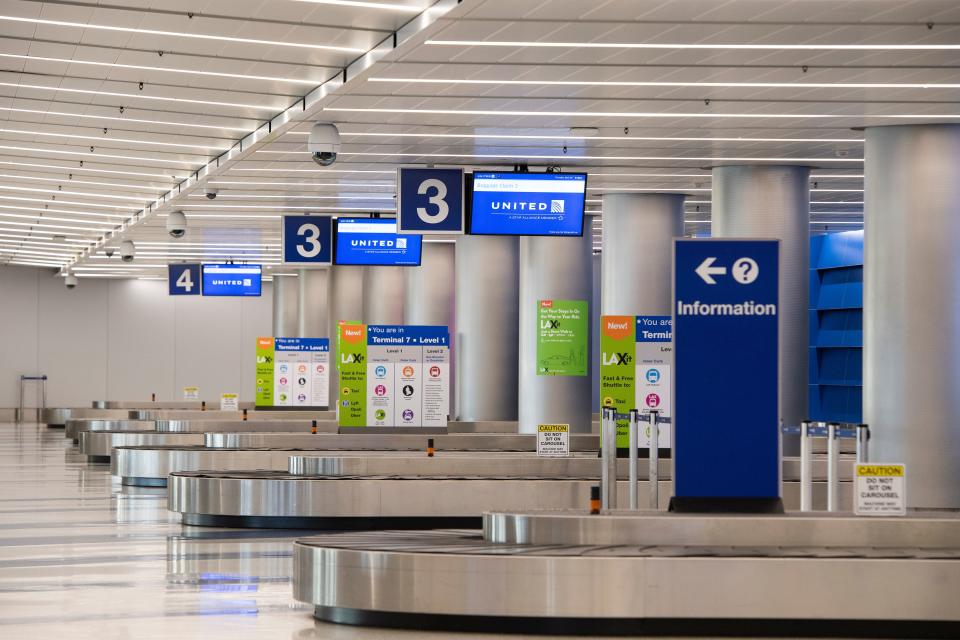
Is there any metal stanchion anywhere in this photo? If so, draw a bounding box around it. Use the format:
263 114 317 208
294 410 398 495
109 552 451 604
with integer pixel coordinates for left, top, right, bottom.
601 407 617 510
649 409 660 510
800 420 812 512
856 423 870 464
826 422 839 512
18 375 47 423
628 409 639 510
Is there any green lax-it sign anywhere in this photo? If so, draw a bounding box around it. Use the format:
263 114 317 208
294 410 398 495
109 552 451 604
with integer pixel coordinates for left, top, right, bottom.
600 316 636 447
536 299 588 376
337 323 368 427
255 337 275 407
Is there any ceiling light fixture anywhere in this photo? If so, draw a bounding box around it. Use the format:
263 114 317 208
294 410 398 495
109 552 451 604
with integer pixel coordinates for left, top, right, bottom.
369 77 960 89
325 150 863 163
0 106 253 133
0 81 275 111
324 130 864 143
0 144 201 166
0 127 231 152
290 0 423 11
424 39 960 51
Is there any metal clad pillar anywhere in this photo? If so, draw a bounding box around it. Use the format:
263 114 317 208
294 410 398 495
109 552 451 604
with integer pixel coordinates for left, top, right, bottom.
362 266 405 325
271 273 299 337
297 269 329 338
864 124 960 509
518 232 594 433
601 193 685 315
713 165 810 453
327 265 364 403
455 235 519 421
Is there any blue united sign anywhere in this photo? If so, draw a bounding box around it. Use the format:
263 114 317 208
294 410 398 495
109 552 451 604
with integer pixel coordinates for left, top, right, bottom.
168 263 200 296
282 215 332 265
397 167 464 234
672 239 781 512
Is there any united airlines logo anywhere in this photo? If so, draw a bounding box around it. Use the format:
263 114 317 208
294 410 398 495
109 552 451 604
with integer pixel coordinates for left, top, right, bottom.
550 199 565 213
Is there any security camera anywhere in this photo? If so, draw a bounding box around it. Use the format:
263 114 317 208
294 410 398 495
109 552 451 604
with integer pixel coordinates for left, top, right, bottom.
120 239 135 263
64 274 78 289
205 189 218 200
104 247 115 258
167 210 187 238
308 122 340 166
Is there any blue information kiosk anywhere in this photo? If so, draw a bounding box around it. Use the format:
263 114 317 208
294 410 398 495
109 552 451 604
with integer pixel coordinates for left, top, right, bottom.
671 239 783 513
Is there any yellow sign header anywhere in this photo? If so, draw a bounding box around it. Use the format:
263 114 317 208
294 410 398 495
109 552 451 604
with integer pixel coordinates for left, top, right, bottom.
856 464 905 477
538 424 569 433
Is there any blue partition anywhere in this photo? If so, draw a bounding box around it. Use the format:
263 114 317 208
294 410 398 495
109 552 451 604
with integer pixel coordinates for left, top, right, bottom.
809 230 863 423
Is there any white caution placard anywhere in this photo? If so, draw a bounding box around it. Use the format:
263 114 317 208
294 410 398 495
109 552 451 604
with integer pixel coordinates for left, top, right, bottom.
183 386 200 401
855 464 906 516
537 424 570 457
220 393 239 411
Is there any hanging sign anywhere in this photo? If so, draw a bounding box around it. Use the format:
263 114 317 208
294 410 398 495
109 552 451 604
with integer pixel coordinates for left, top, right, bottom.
255 337 330 408
168 263 200 295
282 215 332 265
397 167 464 234
338 324 450 428
536 299 588 376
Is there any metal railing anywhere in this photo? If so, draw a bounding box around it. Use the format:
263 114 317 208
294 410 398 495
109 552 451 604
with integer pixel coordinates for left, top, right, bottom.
17 375 47 423
600 407 666 512
792 421 870 512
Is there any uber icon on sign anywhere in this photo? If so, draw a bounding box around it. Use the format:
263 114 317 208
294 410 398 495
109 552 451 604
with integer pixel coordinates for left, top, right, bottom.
397 167 464 234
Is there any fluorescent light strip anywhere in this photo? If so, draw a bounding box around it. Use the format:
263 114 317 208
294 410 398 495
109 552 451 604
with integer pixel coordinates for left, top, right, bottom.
290 0 423 11
425 39 960 51
136 241 280 247
0 144 200 166
317 150 863 163
231 168 395 174
312 130 864 144
0 53 319 86
0 212 115 226
0 173 163 193
7 260 67 267
0 127 230 152
0 225 89 237
0 194 129 211
0 106 252 134
0 219 110 232
188 193 395 200
209 180 393 187
0 184 148 204
0 159 183 181
0 81 276 111
0 203 127 218
0 238 87 249
369 77 960 90
0 15 365 53
0 232 88 244
181 205 397 211
324 106 960 120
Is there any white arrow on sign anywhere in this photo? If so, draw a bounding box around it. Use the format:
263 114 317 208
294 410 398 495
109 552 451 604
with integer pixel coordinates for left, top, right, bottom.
695 256 726 284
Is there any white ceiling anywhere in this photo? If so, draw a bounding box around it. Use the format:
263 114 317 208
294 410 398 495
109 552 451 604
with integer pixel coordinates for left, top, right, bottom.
1 0 958 277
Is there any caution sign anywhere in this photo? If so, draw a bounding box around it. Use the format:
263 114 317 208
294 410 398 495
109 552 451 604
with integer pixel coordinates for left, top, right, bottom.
855 464 906 516
220 393 239 411
182 386 200 401
537 424 570 457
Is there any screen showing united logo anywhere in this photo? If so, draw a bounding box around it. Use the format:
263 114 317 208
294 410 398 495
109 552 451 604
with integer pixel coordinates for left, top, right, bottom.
429 365 441 378
402 365 415 377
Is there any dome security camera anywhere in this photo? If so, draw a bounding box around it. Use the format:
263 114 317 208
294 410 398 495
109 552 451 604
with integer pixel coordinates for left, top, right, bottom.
64 274 78 289
167 211 187 238
104 247 115 258
308 123 341 167
205 189 218 200
120 239 136 263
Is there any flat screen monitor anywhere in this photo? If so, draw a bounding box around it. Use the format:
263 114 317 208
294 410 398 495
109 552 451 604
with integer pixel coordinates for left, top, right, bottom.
333 218 422 266
201 264 262 296
468 172 587 236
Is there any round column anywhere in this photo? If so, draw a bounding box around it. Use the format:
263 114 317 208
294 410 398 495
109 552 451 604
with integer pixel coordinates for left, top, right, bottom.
601 193 685 315
864 124 960 509
362 266 405 324
271 273 299 337
518 232 594 433
712 165 810 451
297 269 329 338
455 235 519 421
326 265 364 404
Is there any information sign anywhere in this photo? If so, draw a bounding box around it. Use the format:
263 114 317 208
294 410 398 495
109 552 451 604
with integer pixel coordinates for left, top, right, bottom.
168 263 200 295
397 167 464 234
220 393 239 411
537 424 570 457
182 386 200 401
855 464 906 516
254 337 329 408
282 215 332 265
536 299 588 376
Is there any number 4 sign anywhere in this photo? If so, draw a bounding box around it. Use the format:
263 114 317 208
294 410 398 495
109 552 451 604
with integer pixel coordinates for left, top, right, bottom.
168 263 200 295
282 215 332 265
397 167 464 234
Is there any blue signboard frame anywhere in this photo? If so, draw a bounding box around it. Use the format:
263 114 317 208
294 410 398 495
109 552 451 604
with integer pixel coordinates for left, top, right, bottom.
397 167 464 235
282 215 332 266
671 238 782 513
168 263 201 296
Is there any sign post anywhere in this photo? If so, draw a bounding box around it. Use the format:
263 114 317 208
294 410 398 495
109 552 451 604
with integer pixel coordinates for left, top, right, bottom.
672 239 782 513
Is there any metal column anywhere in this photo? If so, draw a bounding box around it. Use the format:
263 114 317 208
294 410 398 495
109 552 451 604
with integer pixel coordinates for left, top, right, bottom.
864 123 960 509
271 274 299 337
327 265 364 404
712 165 810 456
518 231 594 433
297 268 329 339
362 266 404 325
455 235 519 422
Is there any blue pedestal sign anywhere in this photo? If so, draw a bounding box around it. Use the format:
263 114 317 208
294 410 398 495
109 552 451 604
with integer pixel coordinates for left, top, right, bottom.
672 239 782 513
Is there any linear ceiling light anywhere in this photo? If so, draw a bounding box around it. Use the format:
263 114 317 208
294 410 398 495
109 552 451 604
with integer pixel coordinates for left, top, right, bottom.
0 184 149 203
188 193 395 200
302 130 864 143
0 194 130 211
290 0 423 10
0 106 253 133
323 107 960 120
425 39 960 51
0 173 163 192
0 144 200 166
0 219 111 232
209 180 393 187
230 168 394 174
0 159 183 181
0 203 127 218
0 52 319 85
0 212 117 225
0 127 231 151
0 81 275 111
324 150 863 163
369 77 960 90
0 15 365 52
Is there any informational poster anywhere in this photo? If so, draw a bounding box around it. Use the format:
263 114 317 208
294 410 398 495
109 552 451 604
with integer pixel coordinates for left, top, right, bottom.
537 424 570 457
537 299 588 376
600 315 672 448
855 464 906 516
338 324 450 428
220 393 239 411
182 386 200 401
255 337 329 408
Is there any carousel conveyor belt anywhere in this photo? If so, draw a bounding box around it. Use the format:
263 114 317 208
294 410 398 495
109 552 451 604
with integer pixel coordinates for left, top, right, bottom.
291 527 960 636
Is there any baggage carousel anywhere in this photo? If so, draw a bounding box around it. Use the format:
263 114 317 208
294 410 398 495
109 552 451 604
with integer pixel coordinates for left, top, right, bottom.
292 512 960 635
42 408 134 428
65 419 155 443
80 430 205 462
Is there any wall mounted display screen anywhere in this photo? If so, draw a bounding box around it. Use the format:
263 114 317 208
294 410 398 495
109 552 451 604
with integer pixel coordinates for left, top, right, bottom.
333 218 422 266
201 264 262 296
469 172 587 236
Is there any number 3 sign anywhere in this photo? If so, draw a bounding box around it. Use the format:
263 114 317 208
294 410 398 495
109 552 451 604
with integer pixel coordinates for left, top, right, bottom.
282 215 332 265
397 167 464 234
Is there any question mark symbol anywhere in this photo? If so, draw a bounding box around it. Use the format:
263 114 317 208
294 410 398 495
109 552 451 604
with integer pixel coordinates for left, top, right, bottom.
733 257 759 284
